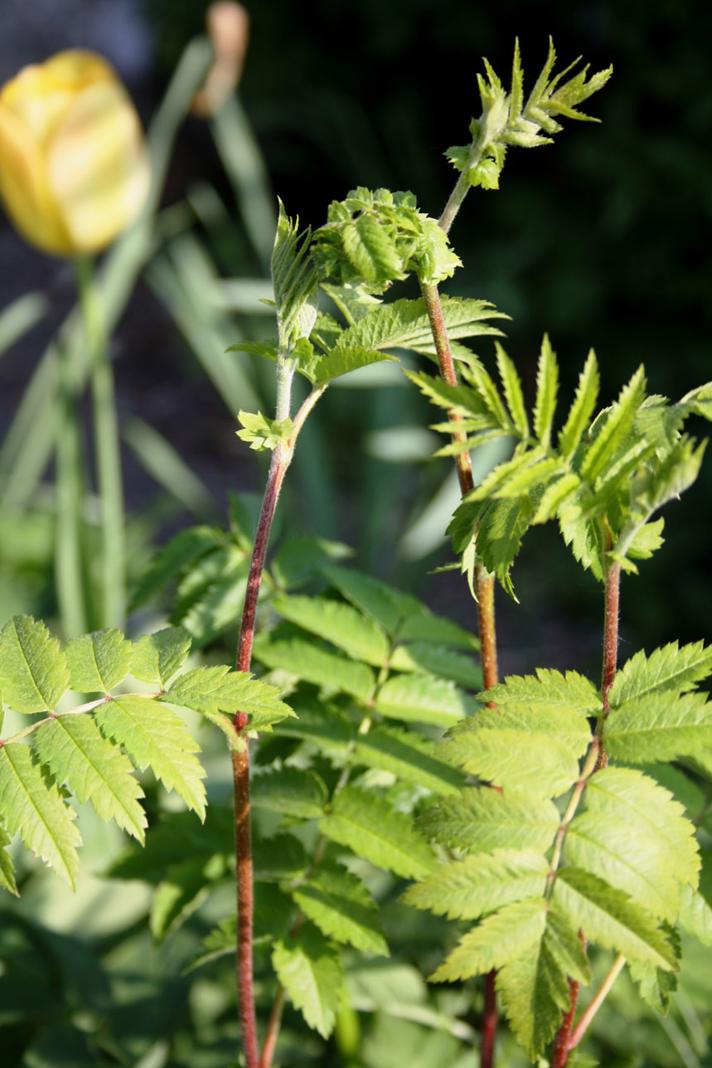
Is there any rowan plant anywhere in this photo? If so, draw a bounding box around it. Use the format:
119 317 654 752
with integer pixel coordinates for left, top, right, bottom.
2 35 712 1068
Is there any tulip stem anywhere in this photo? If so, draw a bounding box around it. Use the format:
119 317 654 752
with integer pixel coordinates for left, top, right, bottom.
76 257 126 628
55 339 88 638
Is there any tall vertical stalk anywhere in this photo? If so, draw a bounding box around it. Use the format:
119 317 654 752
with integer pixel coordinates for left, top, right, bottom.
420 274 500 1067
551 557 621 1067
76 257 125 628
421 142 501 1067
231 365 322 1068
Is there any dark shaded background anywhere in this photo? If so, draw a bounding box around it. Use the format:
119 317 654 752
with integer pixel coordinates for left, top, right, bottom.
1 0 710 676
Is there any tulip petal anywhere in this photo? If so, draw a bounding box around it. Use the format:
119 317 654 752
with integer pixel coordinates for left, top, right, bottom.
47 80 150 255
1 51 115 146
0 102 74 256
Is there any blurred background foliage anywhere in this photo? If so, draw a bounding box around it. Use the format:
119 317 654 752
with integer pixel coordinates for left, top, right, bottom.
1 0 711 1065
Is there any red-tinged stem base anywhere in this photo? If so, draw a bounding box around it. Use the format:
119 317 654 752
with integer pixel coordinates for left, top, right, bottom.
551 979 580 1068
481 969 498 1068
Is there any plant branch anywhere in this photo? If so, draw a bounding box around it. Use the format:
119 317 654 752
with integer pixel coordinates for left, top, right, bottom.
552 555 622 1063
438 141 484 235
419 274 499 1066
77 256 125 628
568 954 626 1051
231 372 324 1068
0 694 118 747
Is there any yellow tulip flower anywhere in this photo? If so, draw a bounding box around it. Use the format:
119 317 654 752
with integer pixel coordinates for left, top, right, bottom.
0 50 150 257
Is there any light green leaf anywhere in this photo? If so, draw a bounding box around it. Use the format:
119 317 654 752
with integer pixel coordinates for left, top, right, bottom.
0 615 69 714
324 564 476 648
164 665 294 730
374 672 475 728
610 641 712 707
389 643 480 689
553 867 676 968
431 897 547 982
320 786 435 879
558 349 599 459
583 767 699 889
678 884 712 946
0 743 81 887
342 214 404 286
533 471 582 524
441 706 591 796
581 366 646 481
603 691 712 764
328 296 505 356
313 345 396 387
271 199 317 348
34 715 146 841
533 335 558 448
0 821 18 895
272 926 344 1038
292 863 388 955
354 726 464 796
404 849 549 920
96 696 206 818
480 668 600 714
273 700 353 754
495 342 529 438
497 903 588 1059
237 410 293 452
418 787 560 855
130 627 192 687
252 635 374 701
65 629 132 693
272 593 389 666
252 767 328 820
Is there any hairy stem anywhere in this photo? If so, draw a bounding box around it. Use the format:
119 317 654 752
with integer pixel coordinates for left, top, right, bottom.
77 257 125 628
568 954 626 1051
231 366 323 1068
420 275 500 1067
552 559 621 1063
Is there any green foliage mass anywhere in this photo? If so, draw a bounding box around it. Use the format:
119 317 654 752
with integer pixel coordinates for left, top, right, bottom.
411 339 712 596
0 615 293 888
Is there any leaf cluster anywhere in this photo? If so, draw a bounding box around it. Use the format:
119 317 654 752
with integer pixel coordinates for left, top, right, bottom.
0 615 293 893
446 38 613 191
407 650 712 1060
410 339 712 595
114 564 483 1038
312 187 461 292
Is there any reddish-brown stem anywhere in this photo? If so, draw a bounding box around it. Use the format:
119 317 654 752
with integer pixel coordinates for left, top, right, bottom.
551 980 580 1068
420 282 475 497
232 446 289 1068
601 560 621 712
230 374 325 1068
551 559 621 1064
420 278 499 1068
